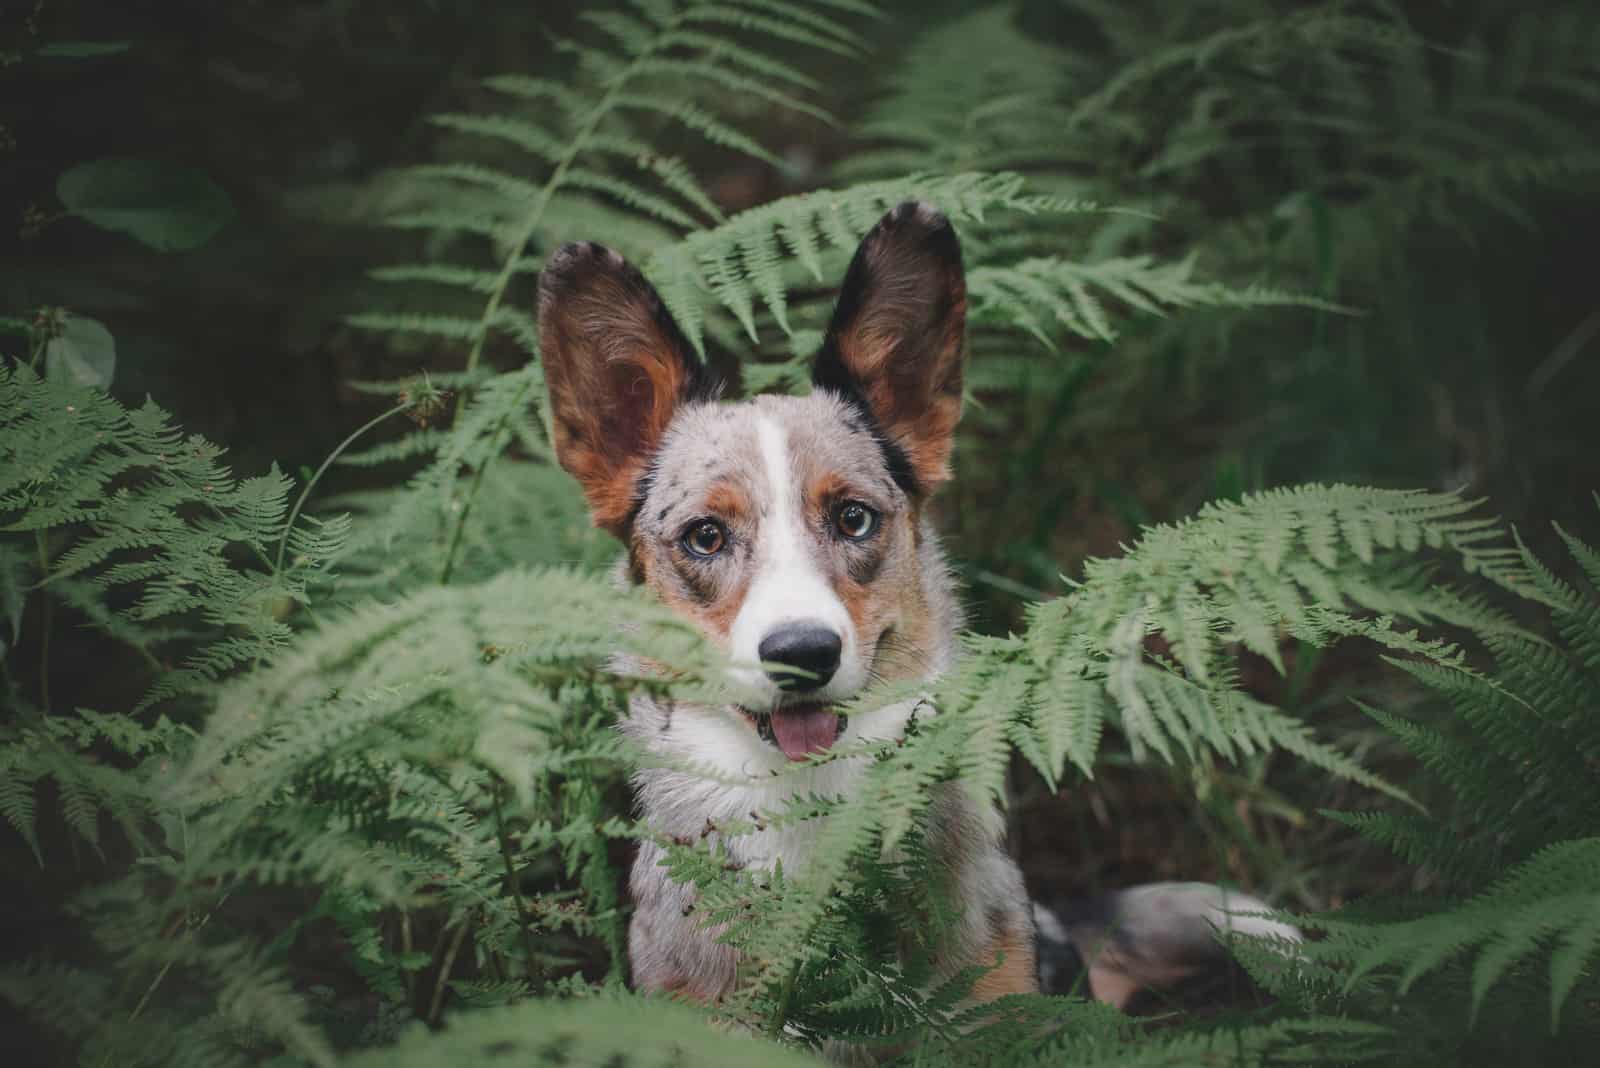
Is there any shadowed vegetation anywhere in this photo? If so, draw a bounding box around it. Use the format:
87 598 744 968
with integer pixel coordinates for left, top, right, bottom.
3 1 1597 1064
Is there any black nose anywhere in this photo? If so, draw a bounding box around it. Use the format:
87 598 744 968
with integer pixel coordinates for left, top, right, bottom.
758 624 842 692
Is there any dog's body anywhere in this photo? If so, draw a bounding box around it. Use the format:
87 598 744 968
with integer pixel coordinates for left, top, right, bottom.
537 202 1294 1016
615 453 1031 1000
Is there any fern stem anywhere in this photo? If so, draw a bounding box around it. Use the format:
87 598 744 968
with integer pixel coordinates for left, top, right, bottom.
437 377 534 585
437 446 491 586
766 958 802 1039
491 780 541 990
272 401 411 577
399 911 416 1009
108 892 226 1068
450 3 699 418
426 917 471 1026
34 531 50 713
439 9 711 577
27 320 46 371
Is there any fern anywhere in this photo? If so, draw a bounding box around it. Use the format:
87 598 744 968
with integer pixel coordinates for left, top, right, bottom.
661 485 1533 1047
968 253 1349 347
644 170 1098 351
1284 516 1600 1046
838 6 1096 181
332 0 866 601
643 167 1335 378
0 365 344 702
6 2 1600 1065
0 364 345 859
357 0 856 377
986 485 1520 786
341 994 832 1067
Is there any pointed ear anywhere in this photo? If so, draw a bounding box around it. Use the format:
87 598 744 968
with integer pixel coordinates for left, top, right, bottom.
538 242 715 534
812 201 966 494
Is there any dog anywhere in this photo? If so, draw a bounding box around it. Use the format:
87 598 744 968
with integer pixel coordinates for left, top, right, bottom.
536 201 1298 1017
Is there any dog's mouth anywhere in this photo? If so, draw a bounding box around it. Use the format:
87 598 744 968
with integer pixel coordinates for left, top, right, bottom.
742 704 849 762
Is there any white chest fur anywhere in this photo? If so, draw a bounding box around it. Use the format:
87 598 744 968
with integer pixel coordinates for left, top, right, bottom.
627 694 927 874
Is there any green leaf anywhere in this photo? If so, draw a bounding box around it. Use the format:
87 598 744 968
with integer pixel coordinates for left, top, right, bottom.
44 315 116 389
57 158 234 251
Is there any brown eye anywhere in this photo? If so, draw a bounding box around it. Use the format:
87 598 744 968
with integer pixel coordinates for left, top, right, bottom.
834 501 878 540
681 519 726 557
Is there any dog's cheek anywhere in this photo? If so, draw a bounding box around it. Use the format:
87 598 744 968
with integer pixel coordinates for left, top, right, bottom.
835 572 875 646
640 547 750 647
837 545 905 669
690 581 746 646
880 534 939 681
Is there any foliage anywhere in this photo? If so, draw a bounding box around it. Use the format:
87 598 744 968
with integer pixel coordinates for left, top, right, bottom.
340 996 834 1068
1246 517 1600 1064
9 359 1599 1063
3 0 1598 1066
55 157 236 253
854 0 1600 620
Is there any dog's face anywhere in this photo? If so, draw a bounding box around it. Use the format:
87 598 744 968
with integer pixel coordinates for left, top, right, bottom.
539 202 965 764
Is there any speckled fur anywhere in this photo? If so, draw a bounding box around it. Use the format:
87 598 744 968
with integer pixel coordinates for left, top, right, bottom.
613 396 1033 1001
538 203 1037 1008
539 204 1303 1031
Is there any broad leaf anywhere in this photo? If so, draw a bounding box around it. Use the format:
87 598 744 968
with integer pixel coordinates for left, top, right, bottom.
57 158 234 252
45 315 116 389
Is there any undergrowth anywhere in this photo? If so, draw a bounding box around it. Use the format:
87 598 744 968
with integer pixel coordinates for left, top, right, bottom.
4 1 1597 1065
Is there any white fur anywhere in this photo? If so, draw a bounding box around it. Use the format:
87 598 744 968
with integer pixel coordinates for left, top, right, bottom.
1049 883 1303 960
637 696 927 875
619 402 1025 1002
726 417 866 702
1145 884 1304 946
631 412 937 857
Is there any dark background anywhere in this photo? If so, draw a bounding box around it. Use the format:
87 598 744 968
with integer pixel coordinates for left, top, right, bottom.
4 0 1598 1058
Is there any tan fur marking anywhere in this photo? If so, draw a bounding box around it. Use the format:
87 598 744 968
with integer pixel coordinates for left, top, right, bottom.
803 470 852 509
639 549 748 645
659 974 722 1006
583 456 648 534
1082 942 1199 1010
836 576 874 641
969 924 1039 1002
703 481 751 525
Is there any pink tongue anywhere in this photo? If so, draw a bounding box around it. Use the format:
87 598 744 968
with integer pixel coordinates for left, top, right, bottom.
770 707 840 761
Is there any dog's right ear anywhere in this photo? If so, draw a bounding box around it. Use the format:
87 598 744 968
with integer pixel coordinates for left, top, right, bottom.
538 242 713 535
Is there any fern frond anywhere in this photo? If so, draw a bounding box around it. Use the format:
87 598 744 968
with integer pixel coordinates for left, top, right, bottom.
0 365 343 712
646 171 1100 352
1335 839 1600 1026
1304 505 1600 1038
360 0 852 379
969 254 1350 347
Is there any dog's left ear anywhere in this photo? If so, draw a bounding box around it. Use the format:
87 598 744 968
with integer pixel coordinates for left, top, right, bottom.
538 242 714 535
813 201 966 493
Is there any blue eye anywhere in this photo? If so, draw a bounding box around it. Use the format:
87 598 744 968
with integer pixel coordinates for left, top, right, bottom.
682 519 727 557
835 501 878 540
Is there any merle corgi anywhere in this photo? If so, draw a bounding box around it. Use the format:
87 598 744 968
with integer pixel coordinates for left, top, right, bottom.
536 201 1297 1016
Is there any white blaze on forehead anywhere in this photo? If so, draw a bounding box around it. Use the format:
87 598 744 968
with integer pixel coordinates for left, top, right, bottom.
728 417 858 696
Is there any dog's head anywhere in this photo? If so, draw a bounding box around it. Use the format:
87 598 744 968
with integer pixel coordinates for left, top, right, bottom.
538 202 965 765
